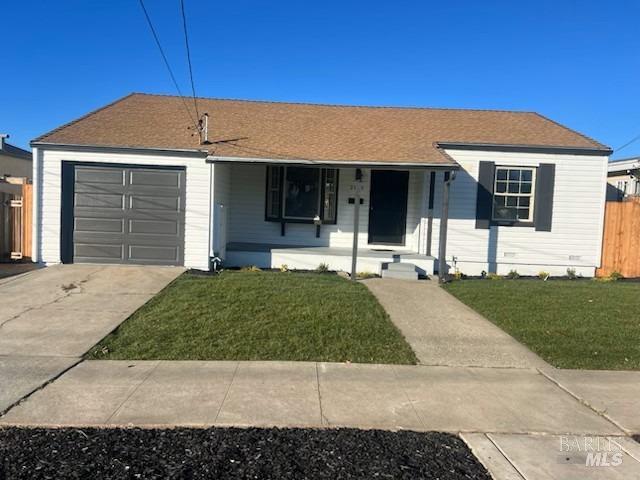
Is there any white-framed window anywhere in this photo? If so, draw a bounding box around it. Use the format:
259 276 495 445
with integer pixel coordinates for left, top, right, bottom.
492 167 536 222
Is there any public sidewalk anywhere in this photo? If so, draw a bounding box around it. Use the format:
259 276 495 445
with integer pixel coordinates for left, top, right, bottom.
2 360 640 479
0 360 634 434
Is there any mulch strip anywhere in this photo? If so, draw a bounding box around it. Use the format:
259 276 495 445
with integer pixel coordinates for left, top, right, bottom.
0 426 490 479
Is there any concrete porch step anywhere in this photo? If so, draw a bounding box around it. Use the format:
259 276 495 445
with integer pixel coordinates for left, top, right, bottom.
381 262 419 280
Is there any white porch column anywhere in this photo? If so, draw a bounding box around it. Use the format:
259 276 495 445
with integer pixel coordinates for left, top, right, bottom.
438 170 456 283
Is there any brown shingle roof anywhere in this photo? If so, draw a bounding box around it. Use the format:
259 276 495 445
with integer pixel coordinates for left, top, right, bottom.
33 93 610 165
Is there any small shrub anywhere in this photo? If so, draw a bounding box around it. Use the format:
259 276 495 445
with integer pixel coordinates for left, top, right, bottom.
506 270 520 279
609 271 624 281
356 271 377 279
453 270 467 280
279 264 289 272
316 263 330 273
538 271 550 281
241 265 262 272
487 273 503 280
566 268 577 280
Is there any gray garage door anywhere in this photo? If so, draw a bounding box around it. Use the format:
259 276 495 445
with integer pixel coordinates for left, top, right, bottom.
68 164 185 265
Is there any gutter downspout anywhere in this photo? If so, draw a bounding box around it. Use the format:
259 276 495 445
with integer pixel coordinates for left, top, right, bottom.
438 170 456 283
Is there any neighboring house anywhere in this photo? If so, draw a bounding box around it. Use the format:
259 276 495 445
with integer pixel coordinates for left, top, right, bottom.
30 93 611 278
606 156 640 201
1 134 32 260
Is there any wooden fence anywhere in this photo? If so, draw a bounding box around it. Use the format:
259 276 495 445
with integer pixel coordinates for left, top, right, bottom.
21 183 32 259
1 183 32 261
597 199 640 278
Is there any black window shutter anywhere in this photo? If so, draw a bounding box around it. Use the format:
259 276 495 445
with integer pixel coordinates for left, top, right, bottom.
534 163 555 232
475 161 495 229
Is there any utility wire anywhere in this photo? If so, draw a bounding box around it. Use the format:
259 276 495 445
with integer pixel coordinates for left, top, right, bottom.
615 131 640 154
138 0 199 130
180 0 200 121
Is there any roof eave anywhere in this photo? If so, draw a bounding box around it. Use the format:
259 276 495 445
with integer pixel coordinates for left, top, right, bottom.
436 141 612 156
31 141 209 157
207 155 459 170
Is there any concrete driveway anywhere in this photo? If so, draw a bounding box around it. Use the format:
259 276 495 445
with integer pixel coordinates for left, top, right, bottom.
0 264 183 412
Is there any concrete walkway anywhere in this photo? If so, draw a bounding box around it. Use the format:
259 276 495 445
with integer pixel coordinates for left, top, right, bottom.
364 278 548 368
0 360 632 433
2 360 639 478
0 264 182 413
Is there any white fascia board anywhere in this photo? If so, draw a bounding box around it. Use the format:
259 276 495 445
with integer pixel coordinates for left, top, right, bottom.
608 158 640 173
206 155 458 170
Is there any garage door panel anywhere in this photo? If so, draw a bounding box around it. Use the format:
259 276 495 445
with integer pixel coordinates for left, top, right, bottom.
74 182 125 195
129 169 182 187
129 219 179 235
66 164 185 266
74 243 125 261
129 194 181 211
75 218 125 234
75 167 125 185
129 245 180 264
75 192 124 209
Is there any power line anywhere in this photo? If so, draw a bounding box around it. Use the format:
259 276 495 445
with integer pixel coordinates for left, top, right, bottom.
138 0 198 130
615 131 640 154
180 0 200 121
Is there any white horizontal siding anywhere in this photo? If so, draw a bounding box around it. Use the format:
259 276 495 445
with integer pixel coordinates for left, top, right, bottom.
225 164 424 252
212 162 231 258
426 149 608 276
37 148 211 269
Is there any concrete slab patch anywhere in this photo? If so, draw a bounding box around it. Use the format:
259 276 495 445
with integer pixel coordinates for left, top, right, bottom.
461 433 525 480
317 363 422 429
488 433 640 479
76 266 183 296
0 356 78 413
216 361 321 427
394 365 621 434
51 292 155 314
0 361 158 425
542 369 640 434
110 361 238 426
0 308 136 357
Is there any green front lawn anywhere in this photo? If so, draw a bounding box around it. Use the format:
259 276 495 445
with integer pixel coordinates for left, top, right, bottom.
88 271 417 364
444 280 640 370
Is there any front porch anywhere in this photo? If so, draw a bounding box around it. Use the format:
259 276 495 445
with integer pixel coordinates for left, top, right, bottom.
225 242 436 276
211 161 455 278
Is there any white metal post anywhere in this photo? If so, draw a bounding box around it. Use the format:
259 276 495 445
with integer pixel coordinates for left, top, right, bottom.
350 169 362 281
438 170 454 283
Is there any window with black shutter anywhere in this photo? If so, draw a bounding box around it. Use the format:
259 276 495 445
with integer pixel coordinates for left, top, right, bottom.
265 166 339 224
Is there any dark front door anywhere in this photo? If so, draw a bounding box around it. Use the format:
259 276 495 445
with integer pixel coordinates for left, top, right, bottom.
368 170 409 245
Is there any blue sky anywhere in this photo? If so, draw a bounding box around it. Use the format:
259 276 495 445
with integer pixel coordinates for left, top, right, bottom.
2 1 639 158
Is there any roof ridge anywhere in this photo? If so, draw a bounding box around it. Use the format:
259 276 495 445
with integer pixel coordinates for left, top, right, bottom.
129 92 537 114
530 112 610 151
32 93 137 144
